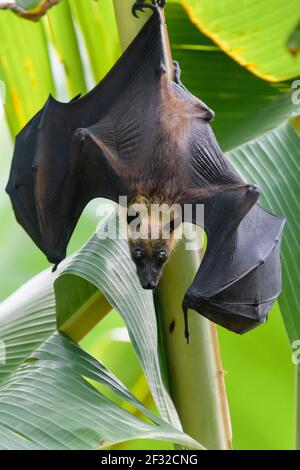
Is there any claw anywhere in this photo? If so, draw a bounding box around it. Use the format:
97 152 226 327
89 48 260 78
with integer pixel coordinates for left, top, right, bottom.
183 304 190 344
132 4 144 18
52 264 58 273
132 0 165 18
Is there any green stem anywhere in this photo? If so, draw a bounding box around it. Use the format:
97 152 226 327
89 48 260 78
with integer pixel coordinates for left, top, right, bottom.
113 0 231 450
113 0 150 50
157 235 232 450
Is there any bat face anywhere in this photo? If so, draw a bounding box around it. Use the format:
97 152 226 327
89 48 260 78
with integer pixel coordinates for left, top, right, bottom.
127 199 179 289
129 239 170 290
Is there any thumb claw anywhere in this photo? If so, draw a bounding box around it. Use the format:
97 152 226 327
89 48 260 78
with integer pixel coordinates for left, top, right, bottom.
183 304 190 344
132 6 139 18
52 264 58 273
132 5 145 18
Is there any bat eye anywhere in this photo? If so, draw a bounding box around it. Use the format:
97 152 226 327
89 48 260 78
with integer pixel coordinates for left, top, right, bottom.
157 250 168 263
132 248 144 261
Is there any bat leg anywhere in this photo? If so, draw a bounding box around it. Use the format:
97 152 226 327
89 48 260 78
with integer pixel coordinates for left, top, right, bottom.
132 0 165 18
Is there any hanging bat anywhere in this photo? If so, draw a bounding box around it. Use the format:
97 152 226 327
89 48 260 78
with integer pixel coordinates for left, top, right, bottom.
6 1 285 341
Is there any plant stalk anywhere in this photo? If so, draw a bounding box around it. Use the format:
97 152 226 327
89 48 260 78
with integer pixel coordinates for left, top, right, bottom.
113 0 231 450
113 0 150 50
157 234 232 450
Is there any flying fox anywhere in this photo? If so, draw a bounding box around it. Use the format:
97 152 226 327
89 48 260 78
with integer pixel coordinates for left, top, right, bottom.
6 1 285 340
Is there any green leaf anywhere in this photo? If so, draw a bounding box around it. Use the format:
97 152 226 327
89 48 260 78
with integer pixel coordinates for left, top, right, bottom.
287 20 300 57
181 0 300 82
69 0 121 82
55 214 183 430
0 332 199 449
0 269 55 386
227 122 300 343
0 10 54 134
166 2 298 151
45 0 87 97
0 245 201 449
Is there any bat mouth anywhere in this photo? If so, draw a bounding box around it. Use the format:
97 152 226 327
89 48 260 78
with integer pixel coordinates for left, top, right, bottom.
246 184 260 197
141 280 158 290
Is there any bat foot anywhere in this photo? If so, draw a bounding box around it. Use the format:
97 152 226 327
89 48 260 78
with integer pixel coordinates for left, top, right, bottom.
132 1 165 18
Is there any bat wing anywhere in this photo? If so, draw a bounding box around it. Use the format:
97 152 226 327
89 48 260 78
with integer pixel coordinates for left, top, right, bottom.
33 128 127 264
6 94 82 253
182 174 285 338
6 109 45 252
180 110 285 336
6 9 166 264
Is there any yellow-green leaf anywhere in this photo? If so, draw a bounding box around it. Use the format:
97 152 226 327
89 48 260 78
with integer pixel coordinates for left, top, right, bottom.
0 11 54 134
182 0 300 82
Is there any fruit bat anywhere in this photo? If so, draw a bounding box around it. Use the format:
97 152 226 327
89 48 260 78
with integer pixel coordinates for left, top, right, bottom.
6 1 285 341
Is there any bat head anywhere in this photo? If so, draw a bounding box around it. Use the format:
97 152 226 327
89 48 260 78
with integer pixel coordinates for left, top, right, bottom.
128 239 171 290
127 196 181 289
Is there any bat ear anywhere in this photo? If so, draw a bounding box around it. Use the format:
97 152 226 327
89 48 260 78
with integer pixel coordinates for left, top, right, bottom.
172 60 215 121
195 100 215 121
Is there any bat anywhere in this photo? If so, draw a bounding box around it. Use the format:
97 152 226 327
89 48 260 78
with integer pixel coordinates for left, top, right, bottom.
6 1 285 341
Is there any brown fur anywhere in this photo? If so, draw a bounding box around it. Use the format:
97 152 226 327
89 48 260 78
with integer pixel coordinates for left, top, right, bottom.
127 194 180 256
123 73 243 262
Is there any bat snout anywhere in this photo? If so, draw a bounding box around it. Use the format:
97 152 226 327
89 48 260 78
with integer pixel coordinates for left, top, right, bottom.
135 264 162 291
141 280 158 290
246 184 260 197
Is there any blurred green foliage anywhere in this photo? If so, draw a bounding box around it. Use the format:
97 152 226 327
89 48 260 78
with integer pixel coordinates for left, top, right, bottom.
0 0 298 449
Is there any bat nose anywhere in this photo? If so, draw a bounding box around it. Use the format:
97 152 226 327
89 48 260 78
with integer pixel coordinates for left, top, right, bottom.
246 184 260 196
142 280 157 290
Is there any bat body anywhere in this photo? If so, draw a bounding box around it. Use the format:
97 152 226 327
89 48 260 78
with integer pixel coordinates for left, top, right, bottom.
6 2 285 340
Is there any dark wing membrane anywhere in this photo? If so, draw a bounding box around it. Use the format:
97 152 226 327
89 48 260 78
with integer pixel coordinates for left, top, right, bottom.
171 60 242 189
203 239 282 333
183 186 285 334
34 129 127 264
89 10 166 166
186 119 243 189
182 110 285 335
6 109 44 251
